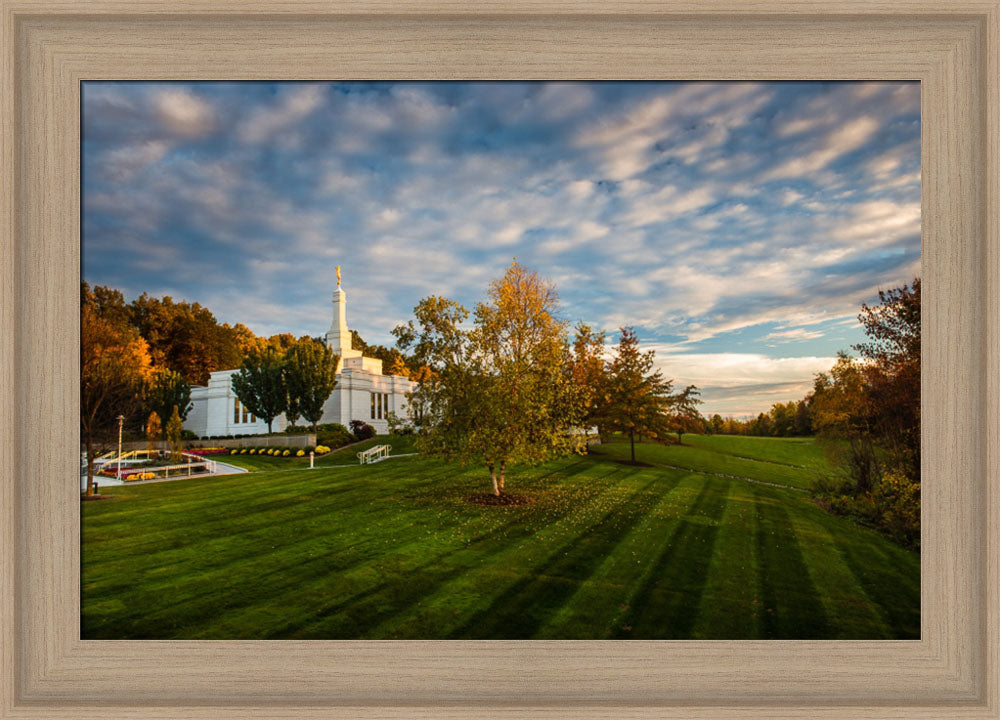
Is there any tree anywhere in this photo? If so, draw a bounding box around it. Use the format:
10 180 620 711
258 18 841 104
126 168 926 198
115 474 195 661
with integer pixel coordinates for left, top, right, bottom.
710 413 725 435
810 353 879 492
793 399 812 436
669 384 703 443
165 405 183 462
81 284 153 494
284 339 339 432
854 278 920 484
395 262 584 496
567 323 607 442
146 367 192 425
603 327 674 464
231 345 287 434
145 411 162 453
128 292 243 385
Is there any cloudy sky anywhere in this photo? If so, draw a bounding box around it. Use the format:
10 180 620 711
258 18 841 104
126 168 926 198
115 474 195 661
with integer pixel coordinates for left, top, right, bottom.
82 81 920 416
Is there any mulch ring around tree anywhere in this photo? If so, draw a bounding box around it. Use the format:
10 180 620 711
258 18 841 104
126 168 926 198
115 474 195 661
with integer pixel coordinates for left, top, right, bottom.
466 492 535 507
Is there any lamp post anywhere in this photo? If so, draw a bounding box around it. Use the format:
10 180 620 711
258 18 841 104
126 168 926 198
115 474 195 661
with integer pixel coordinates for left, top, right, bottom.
116 414 125 481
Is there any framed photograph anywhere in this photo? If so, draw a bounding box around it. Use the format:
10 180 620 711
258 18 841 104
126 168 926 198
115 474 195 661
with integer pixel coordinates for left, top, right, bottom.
3 1 997 717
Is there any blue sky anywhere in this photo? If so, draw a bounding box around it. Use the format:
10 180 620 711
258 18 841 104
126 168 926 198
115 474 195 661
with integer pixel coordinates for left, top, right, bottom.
82 81 920 416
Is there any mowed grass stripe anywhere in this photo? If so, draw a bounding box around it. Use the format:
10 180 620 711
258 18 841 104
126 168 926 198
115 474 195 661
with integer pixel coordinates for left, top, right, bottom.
753 485 830 638
689 480 763 639
610 476 730 638
533 471 704 639
784 502 891 639
445 471 667 639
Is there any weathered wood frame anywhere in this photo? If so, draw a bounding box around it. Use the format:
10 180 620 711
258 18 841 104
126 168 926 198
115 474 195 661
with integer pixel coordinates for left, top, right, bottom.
1 1 998 717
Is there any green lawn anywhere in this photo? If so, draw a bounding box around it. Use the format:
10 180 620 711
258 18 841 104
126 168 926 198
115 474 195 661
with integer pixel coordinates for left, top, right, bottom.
217 435 418 471
81 434 919 640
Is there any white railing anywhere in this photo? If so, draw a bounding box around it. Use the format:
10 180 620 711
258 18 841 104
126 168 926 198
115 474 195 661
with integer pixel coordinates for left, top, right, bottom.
357 444 392 465
92 449 221 482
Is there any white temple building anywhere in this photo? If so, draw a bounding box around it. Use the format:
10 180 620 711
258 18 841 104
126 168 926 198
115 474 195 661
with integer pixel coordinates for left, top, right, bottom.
183 272 416 438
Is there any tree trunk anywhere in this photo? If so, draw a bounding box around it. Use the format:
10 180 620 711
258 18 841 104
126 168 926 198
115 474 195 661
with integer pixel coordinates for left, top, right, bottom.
677 431 683 444
629 429 635 463
267 418 273 434
498 461 506 493
489 463 499 496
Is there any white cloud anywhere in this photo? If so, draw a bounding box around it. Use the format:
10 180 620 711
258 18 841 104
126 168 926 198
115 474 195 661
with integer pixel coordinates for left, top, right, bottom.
238 85 325 144
763 115 880 180
101 140 169 180
154 89 215 137
764 328 825 342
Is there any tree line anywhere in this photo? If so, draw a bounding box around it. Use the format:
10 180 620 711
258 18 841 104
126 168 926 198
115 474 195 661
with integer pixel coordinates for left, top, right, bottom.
393 261 702 497
81 283 336 492
704 280 921 545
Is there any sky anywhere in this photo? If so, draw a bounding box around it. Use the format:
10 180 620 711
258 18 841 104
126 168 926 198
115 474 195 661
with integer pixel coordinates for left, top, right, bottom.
81 81 920 417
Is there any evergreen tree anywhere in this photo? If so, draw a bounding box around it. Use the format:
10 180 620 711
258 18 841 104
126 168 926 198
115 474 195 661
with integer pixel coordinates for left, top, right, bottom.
604 327 674 464
145 411 162 453
669 384 703 443
165 405 183 462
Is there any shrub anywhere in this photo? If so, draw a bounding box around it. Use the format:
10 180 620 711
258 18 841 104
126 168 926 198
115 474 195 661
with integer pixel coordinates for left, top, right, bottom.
249 449 256 455
180 429 198 440
314 445 330 455
816 470 919 548
349 420 375 441
282 449 290 456
316 423 356 449
296 449 305 457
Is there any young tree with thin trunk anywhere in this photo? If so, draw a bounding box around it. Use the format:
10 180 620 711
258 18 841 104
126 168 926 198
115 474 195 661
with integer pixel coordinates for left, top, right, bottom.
165 405 183 462
603 327 674 464
231 345 287 434
145 411 162 453
395 261 584 496
669 384 703 443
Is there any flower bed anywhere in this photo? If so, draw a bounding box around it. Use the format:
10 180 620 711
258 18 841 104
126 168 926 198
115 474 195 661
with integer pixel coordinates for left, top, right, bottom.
186 448 230 456
97 465 143 477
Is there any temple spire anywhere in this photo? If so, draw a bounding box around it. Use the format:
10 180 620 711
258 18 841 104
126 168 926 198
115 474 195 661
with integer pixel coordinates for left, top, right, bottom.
325 269 362 365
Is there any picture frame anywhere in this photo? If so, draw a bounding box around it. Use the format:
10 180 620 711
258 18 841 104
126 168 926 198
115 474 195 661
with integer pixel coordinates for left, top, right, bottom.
2 1 997 717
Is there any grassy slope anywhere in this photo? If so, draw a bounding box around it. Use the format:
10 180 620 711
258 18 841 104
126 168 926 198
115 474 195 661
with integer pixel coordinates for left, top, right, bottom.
81 435 918 640
218 435 418 471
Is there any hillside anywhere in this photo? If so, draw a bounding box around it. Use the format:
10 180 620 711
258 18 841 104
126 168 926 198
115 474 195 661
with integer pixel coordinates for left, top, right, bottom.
81 434 919 640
